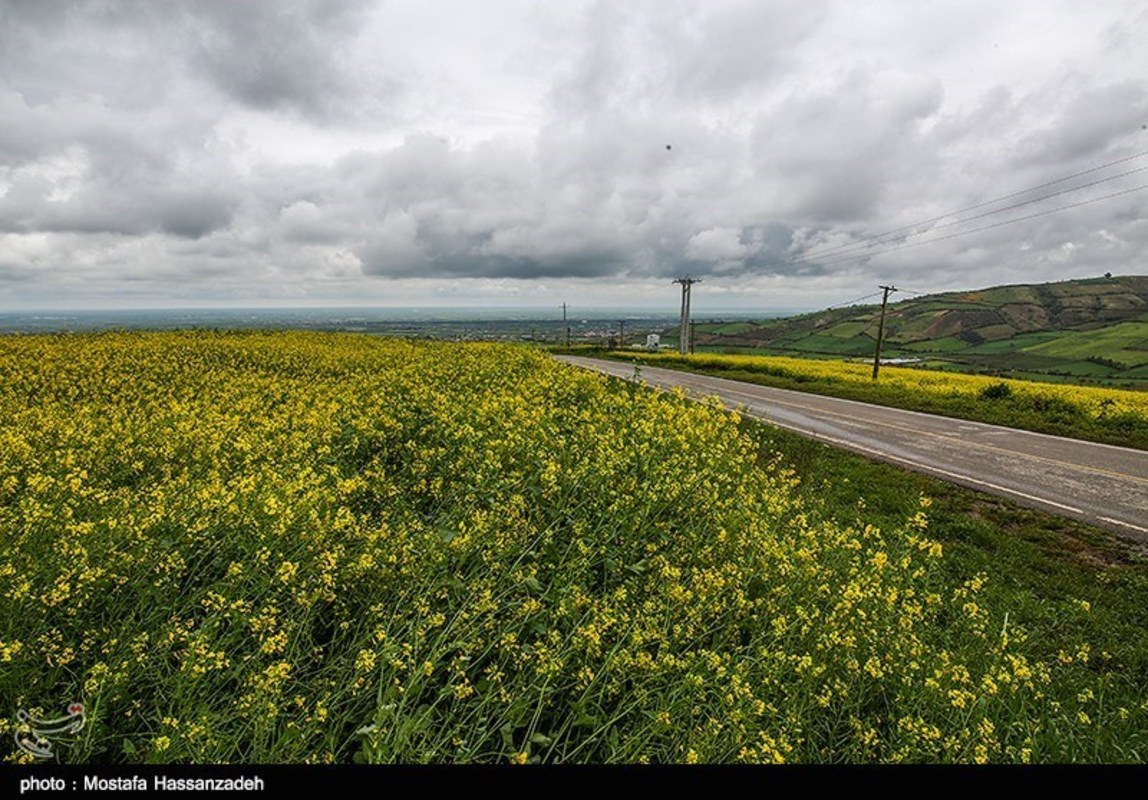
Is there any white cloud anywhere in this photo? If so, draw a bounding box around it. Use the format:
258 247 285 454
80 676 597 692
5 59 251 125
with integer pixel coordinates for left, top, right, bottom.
685 228 746 261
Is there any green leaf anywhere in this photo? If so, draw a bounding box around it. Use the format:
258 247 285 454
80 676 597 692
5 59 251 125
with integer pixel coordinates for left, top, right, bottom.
529 732 553 747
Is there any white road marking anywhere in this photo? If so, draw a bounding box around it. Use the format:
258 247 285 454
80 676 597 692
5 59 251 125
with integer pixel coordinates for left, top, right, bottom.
751 410 1086 516
1098 516 1148 534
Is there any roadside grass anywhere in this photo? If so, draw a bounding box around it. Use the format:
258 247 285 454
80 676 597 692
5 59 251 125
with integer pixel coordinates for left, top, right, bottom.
738 417 1148 761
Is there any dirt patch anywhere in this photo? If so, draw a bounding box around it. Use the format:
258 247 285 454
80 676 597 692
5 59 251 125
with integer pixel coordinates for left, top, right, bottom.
998 303 1050 331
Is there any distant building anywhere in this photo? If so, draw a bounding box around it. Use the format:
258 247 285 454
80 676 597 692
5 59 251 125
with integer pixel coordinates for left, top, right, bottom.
646 333 660 350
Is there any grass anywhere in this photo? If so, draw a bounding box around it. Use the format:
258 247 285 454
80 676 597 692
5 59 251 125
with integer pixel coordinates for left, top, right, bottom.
1024 322 1148 366
962 331 1069 355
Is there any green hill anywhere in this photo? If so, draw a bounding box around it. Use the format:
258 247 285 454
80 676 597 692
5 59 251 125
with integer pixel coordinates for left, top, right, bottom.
692 275 1148 387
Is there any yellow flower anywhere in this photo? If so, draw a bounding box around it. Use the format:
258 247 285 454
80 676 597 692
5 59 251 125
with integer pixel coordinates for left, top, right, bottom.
276 561 298 584
354 649 377 673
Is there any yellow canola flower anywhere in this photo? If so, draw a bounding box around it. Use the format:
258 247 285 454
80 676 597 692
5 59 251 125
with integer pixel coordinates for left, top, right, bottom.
0 331 1115 765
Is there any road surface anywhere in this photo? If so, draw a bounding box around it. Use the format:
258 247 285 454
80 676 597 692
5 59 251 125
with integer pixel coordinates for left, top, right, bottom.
555 355 1148 541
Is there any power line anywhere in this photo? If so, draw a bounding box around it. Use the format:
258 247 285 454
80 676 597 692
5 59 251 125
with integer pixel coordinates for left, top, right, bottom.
801 162 1148 265
795 148 1148 265
807 182 1148 269
825 290 884 310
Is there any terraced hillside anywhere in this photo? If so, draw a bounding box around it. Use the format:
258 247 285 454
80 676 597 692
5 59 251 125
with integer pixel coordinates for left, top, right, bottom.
691 276 1148 386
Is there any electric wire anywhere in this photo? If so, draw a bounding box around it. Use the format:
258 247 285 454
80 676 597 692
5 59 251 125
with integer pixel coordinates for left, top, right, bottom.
798 162 1148 265
792 148 1148 264
806 182 1148 269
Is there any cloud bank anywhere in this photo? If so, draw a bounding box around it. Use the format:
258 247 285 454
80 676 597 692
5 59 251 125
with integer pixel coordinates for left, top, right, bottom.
1 0 1146 308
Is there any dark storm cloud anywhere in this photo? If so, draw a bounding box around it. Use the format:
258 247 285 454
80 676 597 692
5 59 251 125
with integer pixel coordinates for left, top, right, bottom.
0 187 236 239
185 0 389 118
0 96 241 239
0 0 387 118
341 130 749 280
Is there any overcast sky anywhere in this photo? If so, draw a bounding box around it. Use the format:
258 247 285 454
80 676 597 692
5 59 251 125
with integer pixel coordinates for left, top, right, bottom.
1 0 1146 311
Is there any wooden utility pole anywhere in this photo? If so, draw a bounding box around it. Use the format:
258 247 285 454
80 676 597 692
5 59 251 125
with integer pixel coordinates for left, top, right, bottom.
673 276 700 355
618 320 625 349
562 302 567 322
566 325 571 348
689 320 696 354
871 285 897 380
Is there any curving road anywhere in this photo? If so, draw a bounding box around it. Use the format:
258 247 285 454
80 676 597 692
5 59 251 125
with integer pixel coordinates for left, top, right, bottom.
555 355 1148 541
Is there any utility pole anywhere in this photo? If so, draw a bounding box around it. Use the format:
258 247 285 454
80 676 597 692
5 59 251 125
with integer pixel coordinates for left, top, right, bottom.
690 320 696 354
562 302 567 322
618 320 625 349
566 325 571 348
871 285 897 381
673 276 700 355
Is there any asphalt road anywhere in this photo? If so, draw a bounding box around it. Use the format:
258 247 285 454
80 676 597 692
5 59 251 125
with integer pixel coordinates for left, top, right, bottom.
555 355 1148 541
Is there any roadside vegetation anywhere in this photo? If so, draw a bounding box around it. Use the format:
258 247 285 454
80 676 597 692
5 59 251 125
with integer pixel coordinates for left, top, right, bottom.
1 332 1145 763
603 350 1148 451
738 420 1148 763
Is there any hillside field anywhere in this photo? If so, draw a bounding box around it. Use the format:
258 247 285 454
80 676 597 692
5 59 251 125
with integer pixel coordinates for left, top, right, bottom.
687 276 1148 388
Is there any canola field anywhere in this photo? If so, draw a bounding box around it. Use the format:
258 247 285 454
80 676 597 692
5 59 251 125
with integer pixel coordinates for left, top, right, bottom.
625 351 1148 449
0 332 1142 763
